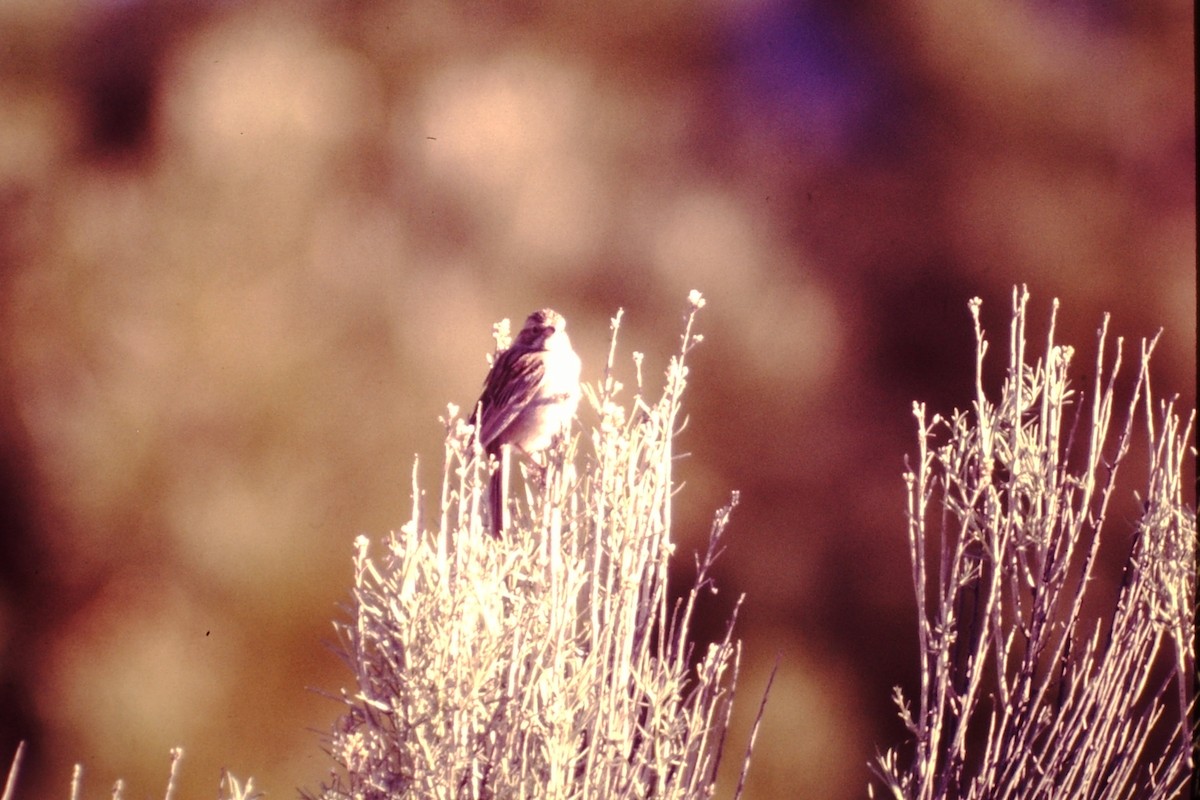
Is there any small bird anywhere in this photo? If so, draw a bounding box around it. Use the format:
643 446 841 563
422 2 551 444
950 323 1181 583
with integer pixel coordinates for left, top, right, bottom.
470 308 582 537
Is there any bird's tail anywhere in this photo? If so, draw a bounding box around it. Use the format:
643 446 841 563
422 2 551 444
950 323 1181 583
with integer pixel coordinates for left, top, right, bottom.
488 453 507 538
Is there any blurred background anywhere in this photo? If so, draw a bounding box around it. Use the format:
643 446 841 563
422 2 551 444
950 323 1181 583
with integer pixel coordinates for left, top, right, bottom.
0 0 1193 797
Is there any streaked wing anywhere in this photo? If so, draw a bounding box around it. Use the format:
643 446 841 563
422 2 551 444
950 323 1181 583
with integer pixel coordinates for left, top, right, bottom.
474 348 545 450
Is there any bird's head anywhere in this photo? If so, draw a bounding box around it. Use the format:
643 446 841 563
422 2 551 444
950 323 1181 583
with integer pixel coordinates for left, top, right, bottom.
515 308 570 351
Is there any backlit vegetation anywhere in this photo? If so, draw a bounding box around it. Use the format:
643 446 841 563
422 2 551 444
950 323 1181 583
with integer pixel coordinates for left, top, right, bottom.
872 287 1196 799
312 293 764 799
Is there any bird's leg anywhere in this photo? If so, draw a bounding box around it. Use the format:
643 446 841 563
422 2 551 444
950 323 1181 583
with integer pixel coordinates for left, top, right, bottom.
528 428 572 488
542 431 574 497
525 449 550 490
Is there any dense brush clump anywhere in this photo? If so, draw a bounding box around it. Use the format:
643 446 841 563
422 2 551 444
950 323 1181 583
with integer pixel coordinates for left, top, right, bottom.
872 287 1196 800
313 292 764 800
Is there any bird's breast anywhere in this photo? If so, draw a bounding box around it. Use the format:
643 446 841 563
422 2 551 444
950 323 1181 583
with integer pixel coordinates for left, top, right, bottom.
507 348 581 453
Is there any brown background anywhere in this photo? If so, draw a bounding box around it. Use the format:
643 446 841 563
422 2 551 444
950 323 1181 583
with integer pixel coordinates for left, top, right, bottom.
0 1 1194 798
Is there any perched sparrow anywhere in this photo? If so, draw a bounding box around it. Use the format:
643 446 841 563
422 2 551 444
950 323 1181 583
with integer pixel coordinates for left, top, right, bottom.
470 308 582 537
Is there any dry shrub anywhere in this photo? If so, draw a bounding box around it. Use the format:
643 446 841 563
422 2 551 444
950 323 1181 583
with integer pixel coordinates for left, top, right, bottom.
873 287 1196 799
314 292 763 799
